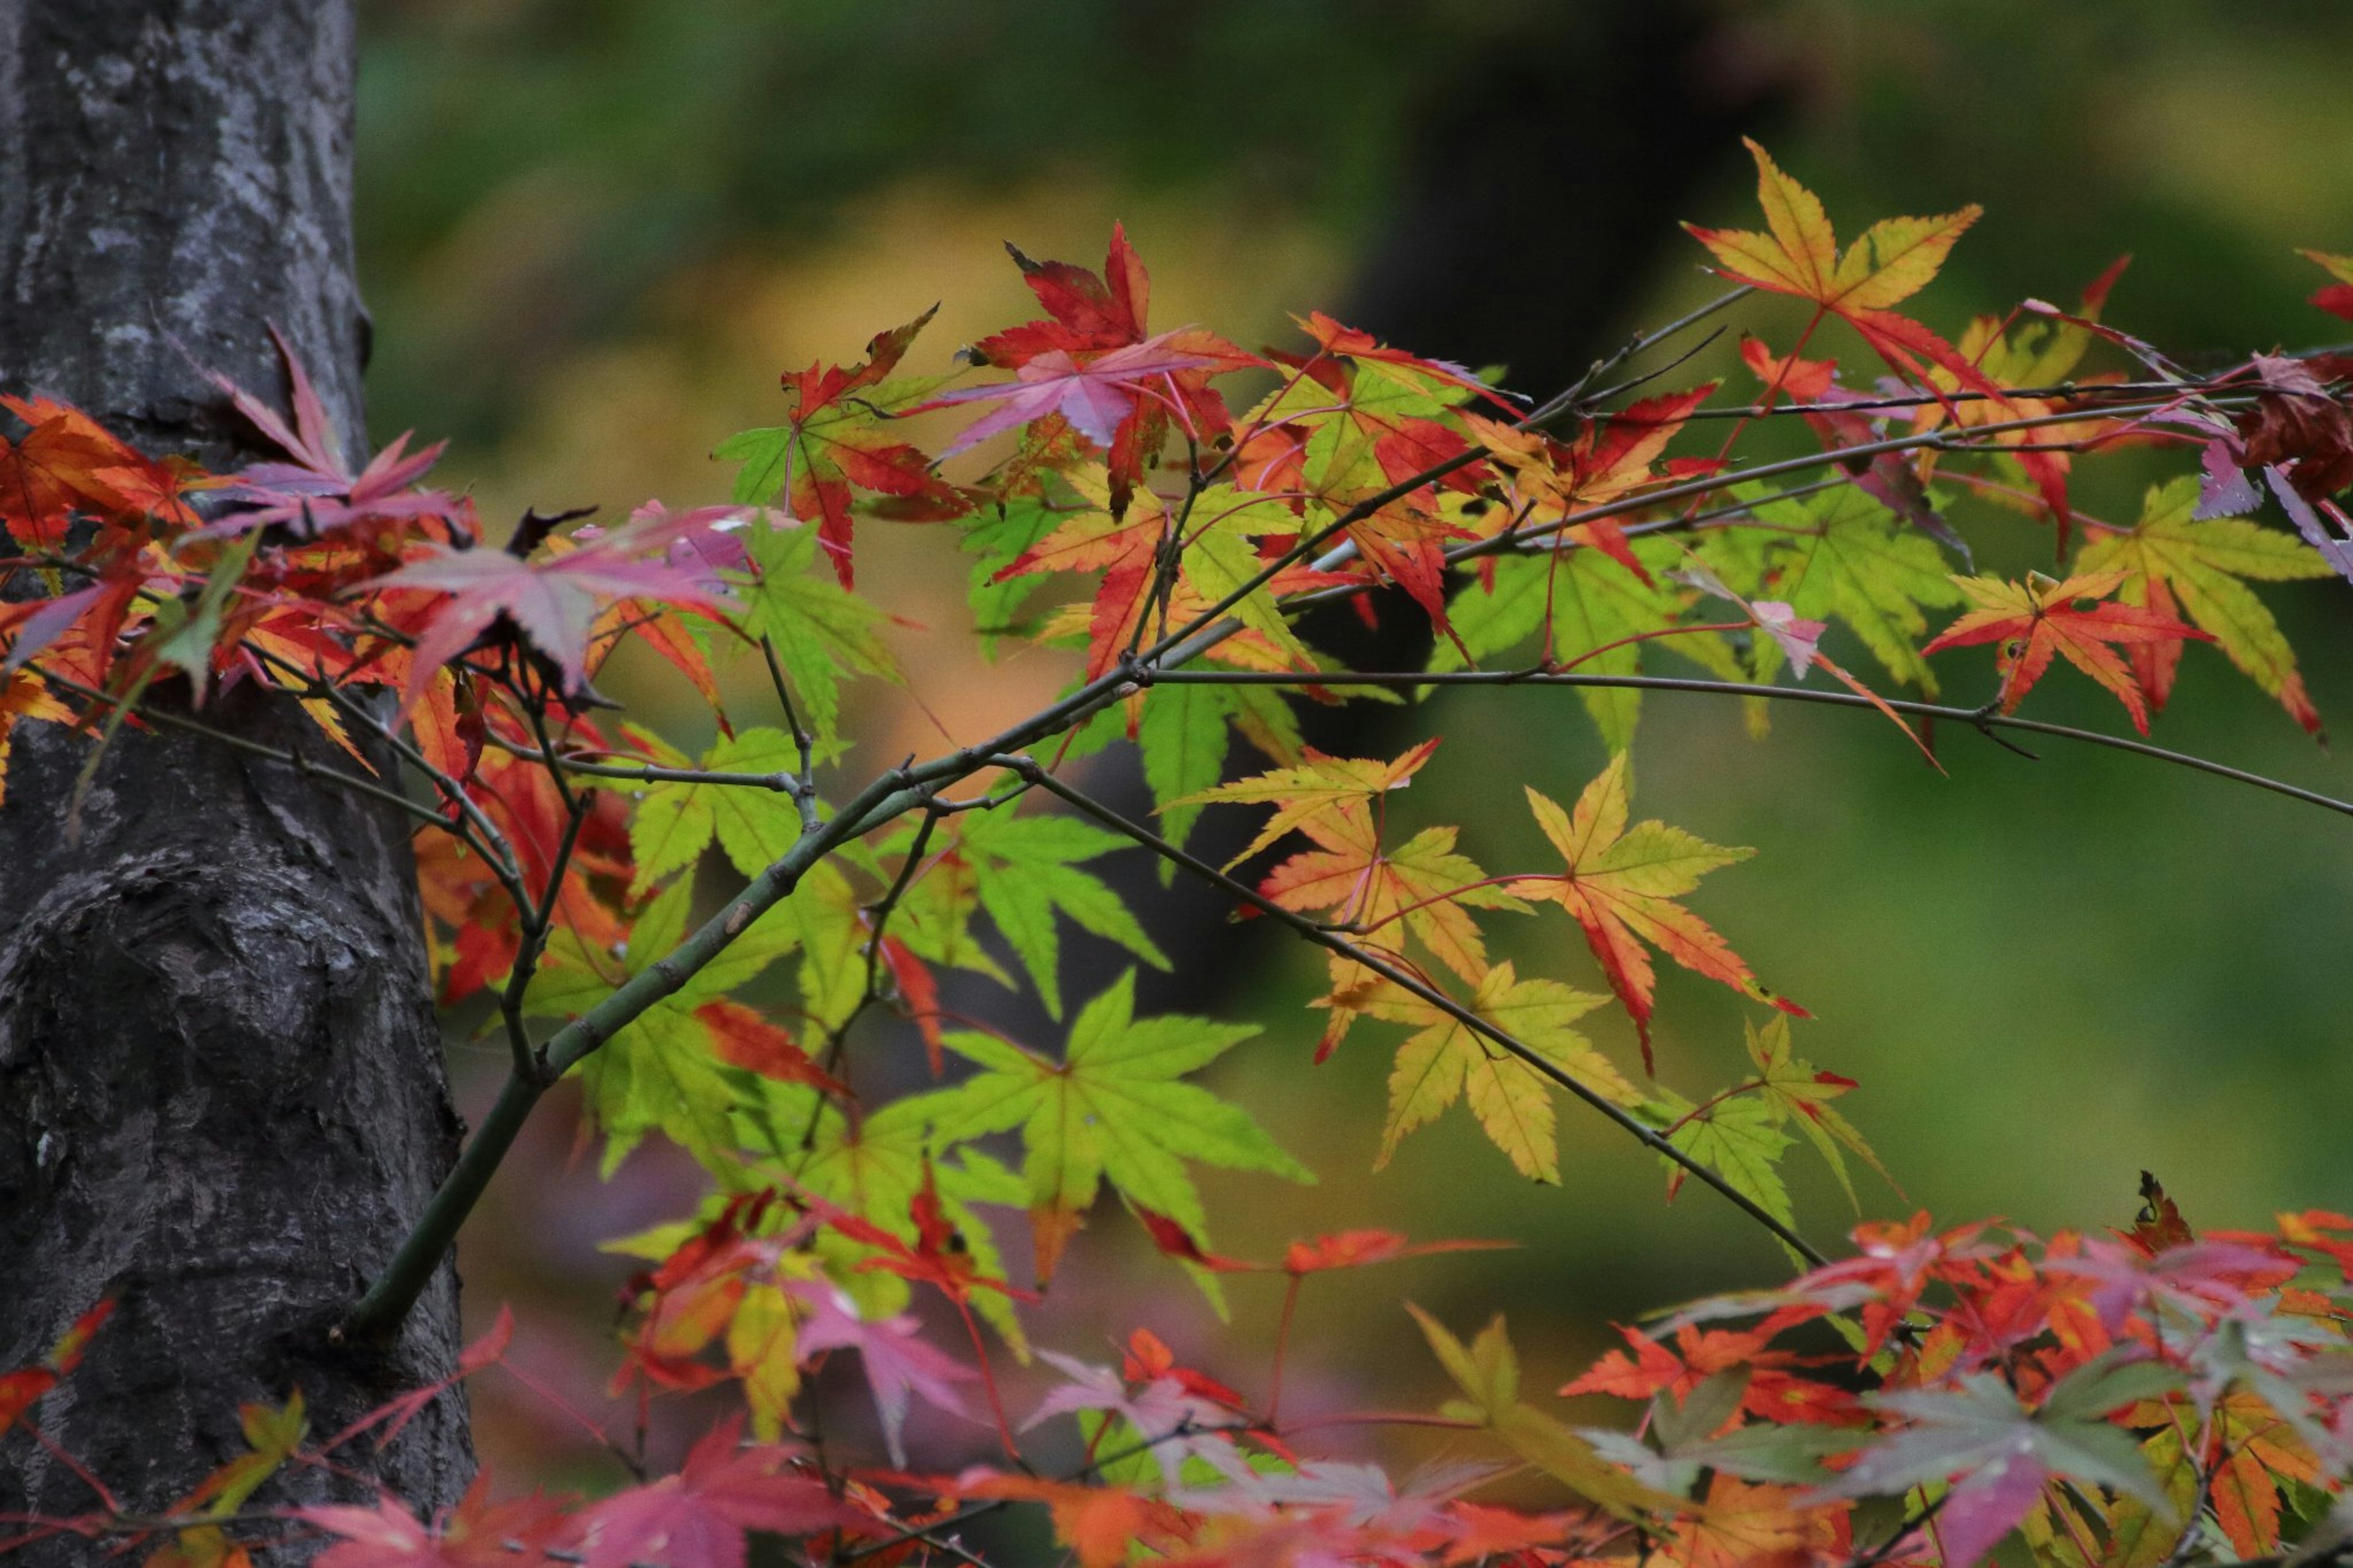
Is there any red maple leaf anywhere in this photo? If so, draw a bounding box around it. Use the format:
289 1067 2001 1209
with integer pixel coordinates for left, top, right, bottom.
1921 569 2211 734
758 308 971 585
695 1001 849 1096
0 1300 112 1439
573 1415 865 1568
0 394 200 547
1503 754 1804 1070
947 224 1260 507
371 503 751 709
1280 1229 1511 1276
302 1474 574 1568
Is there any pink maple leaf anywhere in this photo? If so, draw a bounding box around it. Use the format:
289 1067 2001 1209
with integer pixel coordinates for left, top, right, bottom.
1025 1350 1249 1487
2045 1236 2290 1335
923 329 1220 455
573 1415 866 1568
783 1279 975 1468
369 503 756 708
204 325 472 540
300 1473 573 1568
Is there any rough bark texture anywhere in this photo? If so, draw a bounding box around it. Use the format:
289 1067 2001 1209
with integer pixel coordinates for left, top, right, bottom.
0 2 474 1559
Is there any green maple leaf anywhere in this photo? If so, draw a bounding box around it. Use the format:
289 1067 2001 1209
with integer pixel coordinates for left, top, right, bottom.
1520 550 1667 749
917 971 1311 1295
1178 482 1319 667
762 1090 1030 1348
1139 680 1235 858
1745 1015 1889 1210
1135 678 1302 868
624 725 809 891
2076 475 2333 732
1361 960 1635 1183
575 1000 741 1172
883 828 1010 986
737 521 900 740
702 729 808 877
554 876 825 1170
1430 553 1551 672
955 807 1167 1020
1406 1306 1675 1518
555 875 789 1170
1654 1088 1795 1238
1741 482 1963 691
1431 538 1734 749
622 727 711 895
960 492 1061 651
779 857 868 1032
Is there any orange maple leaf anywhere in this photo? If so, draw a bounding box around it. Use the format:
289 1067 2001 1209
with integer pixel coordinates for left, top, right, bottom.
1920 569 2211 733
695 1000 849 1096
1686 140 1978 317
1504 755 1803 1071
1465 384 1716 579
1183 740 1441 869
958 1475 1173 1568
1667 1475 1849 1568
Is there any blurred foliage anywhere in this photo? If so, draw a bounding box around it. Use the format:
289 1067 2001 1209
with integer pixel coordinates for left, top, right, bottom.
354 0 2353 1488
358 0 1563 447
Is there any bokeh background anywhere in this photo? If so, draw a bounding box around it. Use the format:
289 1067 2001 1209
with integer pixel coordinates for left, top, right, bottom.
352 0 2353 1518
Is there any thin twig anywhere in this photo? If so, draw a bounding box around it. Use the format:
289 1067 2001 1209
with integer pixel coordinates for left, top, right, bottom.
1136 668 2353 820
760 634 824 833
29 669 448 833
1523 286 1755 427
248 645 533 903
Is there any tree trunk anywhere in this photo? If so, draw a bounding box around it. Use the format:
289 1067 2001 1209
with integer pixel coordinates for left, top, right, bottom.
0 2 473 1559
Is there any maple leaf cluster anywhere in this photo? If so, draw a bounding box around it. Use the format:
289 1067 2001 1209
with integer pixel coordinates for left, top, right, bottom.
6 140 2353 1568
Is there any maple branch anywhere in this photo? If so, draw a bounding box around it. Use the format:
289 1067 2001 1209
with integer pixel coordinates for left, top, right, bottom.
1665 377 2250 420
803 796 945 1130
1414 400 2212 587
246 645 534 906
493 700 595 1082
758 632 825 834
856 805 940 1021
522 692 583 820
339 760 942 1341
480 737 805 794
1602 475 1852 546
1136 668 2353 822
1842 1491 1950 1568
1523 284 1754 428
350 371 2183 1339
985 754 1832 1268
1146 391 2208 684
346 636 1210 1338
1575 322 1728 411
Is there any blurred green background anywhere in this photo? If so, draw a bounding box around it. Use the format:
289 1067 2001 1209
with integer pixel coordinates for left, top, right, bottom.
353 0 2353 1501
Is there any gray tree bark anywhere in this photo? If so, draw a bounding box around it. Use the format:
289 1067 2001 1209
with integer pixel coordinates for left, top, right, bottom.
0 2 474 1559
